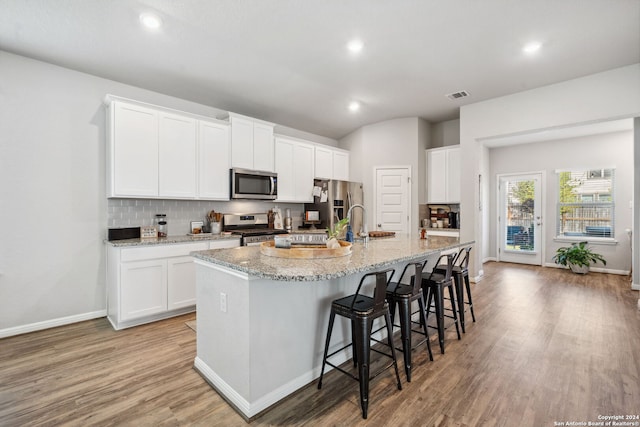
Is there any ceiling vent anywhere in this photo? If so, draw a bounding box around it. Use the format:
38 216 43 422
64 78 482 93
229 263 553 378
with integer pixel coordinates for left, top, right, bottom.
445 90 470 100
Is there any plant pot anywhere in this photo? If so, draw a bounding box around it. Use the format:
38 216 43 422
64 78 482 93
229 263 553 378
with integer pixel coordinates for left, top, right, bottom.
569 263 590 274
326 237 341 249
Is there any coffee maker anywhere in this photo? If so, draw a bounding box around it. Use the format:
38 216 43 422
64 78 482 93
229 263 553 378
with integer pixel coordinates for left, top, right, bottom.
448 211 459 229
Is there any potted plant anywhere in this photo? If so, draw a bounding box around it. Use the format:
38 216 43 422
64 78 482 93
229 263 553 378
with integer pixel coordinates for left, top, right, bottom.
326 218 349 249
552 241 606 274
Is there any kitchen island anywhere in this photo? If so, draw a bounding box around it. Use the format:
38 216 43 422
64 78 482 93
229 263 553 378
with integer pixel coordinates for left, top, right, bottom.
191 235 472 420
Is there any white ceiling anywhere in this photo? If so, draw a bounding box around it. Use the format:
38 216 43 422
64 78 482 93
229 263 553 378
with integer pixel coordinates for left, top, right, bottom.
1 0 638 140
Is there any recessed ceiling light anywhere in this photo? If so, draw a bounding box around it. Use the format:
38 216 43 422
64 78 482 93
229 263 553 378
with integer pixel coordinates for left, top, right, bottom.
348 101 360 112
347 39 364 53
140 13 162 30
523 41 542 54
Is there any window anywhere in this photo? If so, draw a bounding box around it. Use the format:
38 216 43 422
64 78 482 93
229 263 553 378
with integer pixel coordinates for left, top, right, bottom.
557 169 615 239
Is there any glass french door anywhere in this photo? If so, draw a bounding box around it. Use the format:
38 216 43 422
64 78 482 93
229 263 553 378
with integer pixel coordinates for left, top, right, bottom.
498 173 543 265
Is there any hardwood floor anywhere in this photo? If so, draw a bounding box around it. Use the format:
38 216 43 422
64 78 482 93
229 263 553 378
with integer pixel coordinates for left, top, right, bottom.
1 262 639 426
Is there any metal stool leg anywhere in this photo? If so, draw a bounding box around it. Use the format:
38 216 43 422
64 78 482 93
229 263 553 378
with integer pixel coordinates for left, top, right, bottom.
464 272 476 322
447 283 461 340
353 316 370 419
417 295 434 361
455 271 466 333
397 297 412 381
318 309 336 389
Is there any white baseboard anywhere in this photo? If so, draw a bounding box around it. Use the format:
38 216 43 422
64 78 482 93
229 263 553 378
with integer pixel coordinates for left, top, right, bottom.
483 257 498 263
543 262 630 276
0 310 107 339
632 282 639 291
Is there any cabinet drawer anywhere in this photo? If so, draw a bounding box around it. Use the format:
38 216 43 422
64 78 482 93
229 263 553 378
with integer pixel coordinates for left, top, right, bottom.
121 242 209 262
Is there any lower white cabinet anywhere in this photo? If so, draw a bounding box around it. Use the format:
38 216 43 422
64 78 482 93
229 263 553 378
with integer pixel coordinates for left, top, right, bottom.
107 239 239 329
120 259 167 321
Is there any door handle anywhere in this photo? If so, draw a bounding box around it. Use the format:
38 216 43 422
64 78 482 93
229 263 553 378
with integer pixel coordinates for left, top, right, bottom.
377 224 382 228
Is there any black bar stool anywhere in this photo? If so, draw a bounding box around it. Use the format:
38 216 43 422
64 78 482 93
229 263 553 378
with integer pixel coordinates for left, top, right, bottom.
318 269 402 419
422 253 461 354
434 246 475 333
385 260 434 382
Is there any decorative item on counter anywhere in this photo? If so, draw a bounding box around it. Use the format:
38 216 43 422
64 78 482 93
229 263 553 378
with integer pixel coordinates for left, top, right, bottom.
420 228 426 240
190 221 204 234
326 217 349 249
273 206 283 230
206 210 222 235
284 208 292 232
141 225 158 239
267 209 275 228
155 214 168 237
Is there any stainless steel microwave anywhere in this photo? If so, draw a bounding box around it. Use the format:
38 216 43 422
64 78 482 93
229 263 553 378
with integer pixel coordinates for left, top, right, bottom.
230 168 278 200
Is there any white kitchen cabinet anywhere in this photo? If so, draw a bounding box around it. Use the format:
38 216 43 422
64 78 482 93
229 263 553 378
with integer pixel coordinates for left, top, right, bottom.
109 101 159 197
120 259 167 321
167 256 197 310
253 122 275 172
275 136 314 202
159 112 197 198
333 150 350 181
314 146 350 181
314 146 333 179
427 146 460 203
229 113 275 172
107 96 232 200
198 120 230 200
107 239 239 330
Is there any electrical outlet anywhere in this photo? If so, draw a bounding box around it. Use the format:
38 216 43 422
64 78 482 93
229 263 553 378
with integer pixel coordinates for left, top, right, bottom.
220 292 227 313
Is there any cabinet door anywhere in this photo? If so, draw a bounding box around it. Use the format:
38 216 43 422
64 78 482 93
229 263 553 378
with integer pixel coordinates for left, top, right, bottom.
199 121 230 199
294 142 314 202
159 112 197 198
333 151 350 181
112 102 158 197
253 122 275 172
314 146 333 179
230 116 254 169
120 259 167 321
274 138 295 201
427 149 447 203
446 147 461 203
167 256 197 310
209 239 240 249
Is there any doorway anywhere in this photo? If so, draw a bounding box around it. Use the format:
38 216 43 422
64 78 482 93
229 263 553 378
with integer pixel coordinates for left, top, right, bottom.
374 167 411 234
497 172 544 265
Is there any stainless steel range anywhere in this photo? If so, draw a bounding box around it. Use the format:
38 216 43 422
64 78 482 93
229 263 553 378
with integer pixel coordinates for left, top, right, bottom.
223 213 288 246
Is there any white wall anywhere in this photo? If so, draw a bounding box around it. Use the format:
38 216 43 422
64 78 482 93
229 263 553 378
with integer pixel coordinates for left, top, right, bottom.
340 117 429 233
0 50 337 335
430 119 460 148
460 64 640 282
488 131 633 272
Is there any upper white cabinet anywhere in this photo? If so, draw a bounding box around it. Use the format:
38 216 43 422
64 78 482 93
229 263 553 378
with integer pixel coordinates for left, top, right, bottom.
426 146 460 203
275 136 314 202
106 97 231 200
198 121 230 200
229 113 275 172
110 101 159 197
158 112 197 198
314 146 350 181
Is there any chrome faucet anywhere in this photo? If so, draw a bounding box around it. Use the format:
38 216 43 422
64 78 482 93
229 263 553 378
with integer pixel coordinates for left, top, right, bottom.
346 204 369 243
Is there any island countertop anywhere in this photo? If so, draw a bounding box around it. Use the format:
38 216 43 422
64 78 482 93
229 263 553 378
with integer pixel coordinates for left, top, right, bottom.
192 235 472 282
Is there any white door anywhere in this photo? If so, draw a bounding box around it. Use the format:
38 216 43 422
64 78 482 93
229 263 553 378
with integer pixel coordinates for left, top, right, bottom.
375 167 411 234
498 173 543 265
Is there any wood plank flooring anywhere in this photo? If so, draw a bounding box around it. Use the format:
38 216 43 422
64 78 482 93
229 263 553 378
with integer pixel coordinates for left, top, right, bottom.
1 262 639 426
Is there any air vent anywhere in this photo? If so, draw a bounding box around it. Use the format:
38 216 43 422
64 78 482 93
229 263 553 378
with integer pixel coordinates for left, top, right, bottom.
445 90 470 100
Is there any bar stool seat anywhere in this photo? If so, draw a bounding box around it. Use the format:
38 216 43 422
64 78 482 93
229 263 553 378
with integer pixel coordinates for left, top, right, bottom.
385 260 434 382
422 253 461 354
318 269 402 420
434 246 475 333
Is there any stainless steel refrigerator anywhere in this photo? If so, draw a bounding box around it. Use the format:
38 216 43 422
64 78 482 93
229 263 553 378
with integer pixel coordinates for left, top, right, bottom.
304 179 364 237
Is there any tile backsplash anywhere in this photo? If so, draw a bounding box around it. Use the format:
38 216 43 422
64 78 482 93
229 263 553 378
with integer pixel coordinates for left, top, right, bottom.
107 198 304 236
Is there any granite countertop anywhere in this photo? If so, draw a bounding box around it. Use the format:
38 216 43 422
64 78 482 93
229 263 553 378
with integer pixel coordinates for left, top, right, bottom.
106 234 241 247
192 235 473 282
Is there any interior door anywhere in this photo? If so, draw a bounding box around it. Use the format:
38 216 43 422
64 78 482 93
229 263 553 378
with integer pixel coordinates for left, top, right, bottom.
498 173 543 265
375 167 410 234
